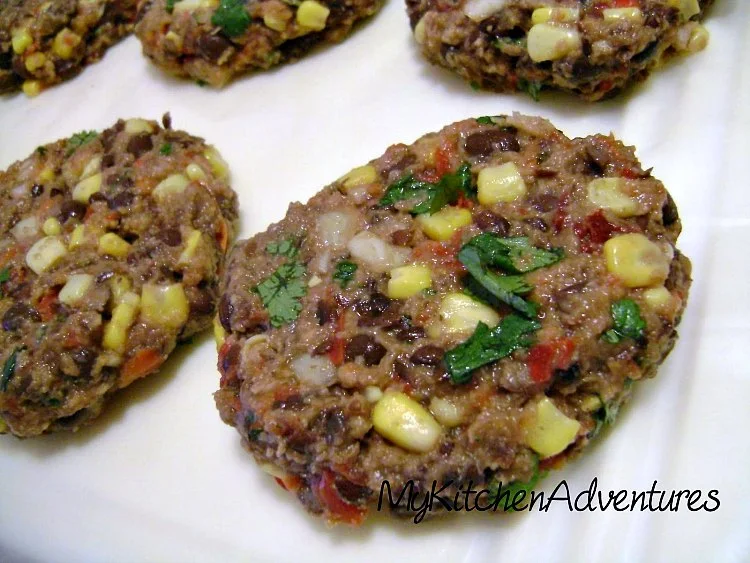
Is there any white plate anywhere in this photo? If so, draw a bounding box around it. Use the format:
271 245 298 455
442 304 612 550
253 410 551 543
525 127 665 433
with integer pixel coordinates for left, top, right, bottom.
1 2 749 561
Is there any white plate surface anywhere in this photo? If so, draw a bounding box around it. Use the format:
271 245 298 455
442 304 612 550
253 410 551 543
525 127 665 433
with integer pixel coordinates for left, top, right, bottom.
1 2 749 561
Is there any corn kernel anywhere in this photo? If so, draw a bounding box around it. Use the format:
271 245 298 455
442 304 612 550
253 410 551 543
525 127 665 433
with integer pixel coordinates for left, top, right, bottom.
364 386 383 402
80 156 101 180
178 229 203 265
152 173 189 200
0 418 7 433
586 177 638 217
415 205 472 241
429 397 463 428
22 80 41 97
604 233 670 288
296 0 330 30
204 147 229 179
173 0 218 12
340 164 378 190
98 233 131 258
527 23 581 62
164 30 183 49
531 7 579 24
59 274 94 305
686 24 709 53
68 225 86 249
103 293 140 353
26 236 67 274
524 397 581 458
264 12 289 31
414 16 427 45
669 0 699 19
213 316 226 350
140 283 189 329
602 7 643 23
72 172 102 203
580 394 603 412
477 162 527 204
12 28 33 54
642 285 675 314
52 28 81 59
24 52 47 72
124 119 154 135
387 264 432 299
439 292 500 334
38 168 55 183
108 275 132 304
42 217 62 236
185 163 206 181
372 392 442 453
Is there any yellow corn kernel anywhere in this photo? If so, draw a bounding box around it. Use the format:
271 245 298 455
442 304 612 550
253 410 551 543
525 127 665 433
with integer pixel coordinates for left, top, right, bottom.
413 16 427 45
124 118 154 135
586 177 638 217
204 147 229 179
340 164 378 190
140 283 189 329
296 0 329 30
152 173 190 200
527 23 581 62
25 236 67 274
42 217 62 236
12 28 33 54
429 397 463 428
477 162 527 204
109 275 133 304
525 397 581 458
686 24 709 53
38 167 55 183
669 0 699 19
22 80 41 97
24 52 47 72
58 274 94 305
103 292 140 353
439 292 500 334
364 386 383 402
178 229 203 265
372 392 442 453
580 394 603 412
68 225 86 249
604 233 670 288
98 233 131 258
52 28 81 59
213 316 226 349
531 7 579 24
185 163 206 181
415 205 472 241
308 275 322 287
642 285 675 314
72 172 102 203
602 7 643 23
173 0 218 12
264 12 289 31
80 156 101 180
387 264 432 299
0 418 7 433
164 31 183 49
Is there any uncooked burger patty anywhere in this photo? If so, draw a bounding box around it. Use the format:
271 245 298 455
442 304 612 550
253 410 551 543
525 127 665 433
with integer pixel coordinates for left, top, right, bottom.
0 115 238 437
406 0 713 101
0 0 137 96
215 113 691 524
134 0 383 87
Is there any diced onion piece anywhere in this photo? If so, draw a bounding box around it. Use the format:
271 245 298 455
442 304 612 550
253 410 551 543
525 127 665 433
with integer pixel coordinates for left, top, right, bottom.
413 16 427 44
308 275 323 287
347 231 410 273
642 285 674 314
415 206 472 241
124 119 154 135
140 284 189 329
178 229 203 265
68 225 86 249
80 156 102 180
602 7 643 23
604 233 670 288
264 11 289 31
580 394 603 412
316 210 358 250
463 0 509 22
340 165 378 190
11 216 39 241
42 217 62 236
98 233 131 258
364 386 383 402
586 177 639 217
527 23 581 62
686 24 709 53
103 292 140 353
477 162 526 204
72 172 102 203
25 236 67 275
152 174 190 200
669 0 699 19
372 392 442 453
291 354 336 387
296 0 329 30
387 264 432 299
185 163 207 181
58 274 94 305
439 292 500 334
429 397 463 427
525 397 581 458
531 7 579 24
110 274 133 303
204 147 229 179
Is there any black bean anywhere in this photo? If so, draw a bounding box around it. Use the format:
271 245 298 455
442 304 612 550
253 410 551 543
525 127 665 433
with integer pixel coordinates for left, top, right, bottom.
101 153 116 169
197 33 232 62
53 59 78 80
273 394 304 410
162 113 172 130
393 358 410 381
525 217 549 232
322 409 346 445
59 200 87 222
312 338 333 356
190 290 214 315
30 184 43 197
96 271 114 283
3 302 41 331
71 348 95 377
345 334 387 366
106 172 134 189
354 292 391 317
662 193 679 227
530 193 558 212
472 209 510 236
219 294 234 331
554 363 580 384
50 188 63 197
396 326 425 342
463 128 520 157
126 133 153 159
410 345 444 366
221 342 239 375
159 228 182 246
107 191 134 209
89 192 107 203
335 478 371 503
316 299 337 326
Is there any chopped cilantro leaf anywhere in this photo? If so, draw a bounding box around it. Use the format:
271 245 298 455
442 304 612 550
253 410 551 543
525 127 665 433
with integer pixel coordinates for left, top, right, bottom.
518 78 542 102
475 116 495 125
470 81 481 91
444 316 540 384
166 0 180 12
490 456 547 512
253 261 307 327
0 267 9 297
197 79 208 87
160 142 173 155
333 260 357 288
65 130 98 156
462 233 564 274
266 237 299 259
1 348 19 392
36 146 47 156
378 163 473 215
212 0 251 37
602 299 646 344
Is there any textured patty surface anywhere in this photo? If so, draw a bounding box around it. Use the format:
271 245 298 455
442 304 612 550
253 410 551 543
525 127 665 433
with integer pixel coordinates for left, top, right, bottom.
134 0 383 87
0 115 238 437
0 0 137 95
215 113 691 524
406 0 713 101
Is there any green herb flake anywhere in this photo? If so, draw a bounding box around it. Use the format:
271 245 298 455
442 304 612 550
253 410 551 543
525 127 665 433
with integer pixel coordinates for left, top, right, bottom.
462 233 564 274
378 162 473 215
444 316 540 384
518 79 543 102
65 130 98 156
470 81 481 91
36 146 47 156
266 237 299 259
1 349 19 392
475 116 495 125
159 142 173 155
211 0 251 37
197 79 208 87
166 0 179 12
253 261 307 328
0 267 10 298
602 299 646 344
490 456 547 512
333 260 357 288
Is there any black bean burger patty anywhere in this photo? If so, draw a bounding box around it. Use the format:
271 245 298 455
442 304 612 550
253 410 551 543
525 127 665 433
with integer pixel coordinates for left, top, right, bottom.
0 0 138 96
134 0 383 87
215 113 691 524
0 115 238 437
406 0 713 101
